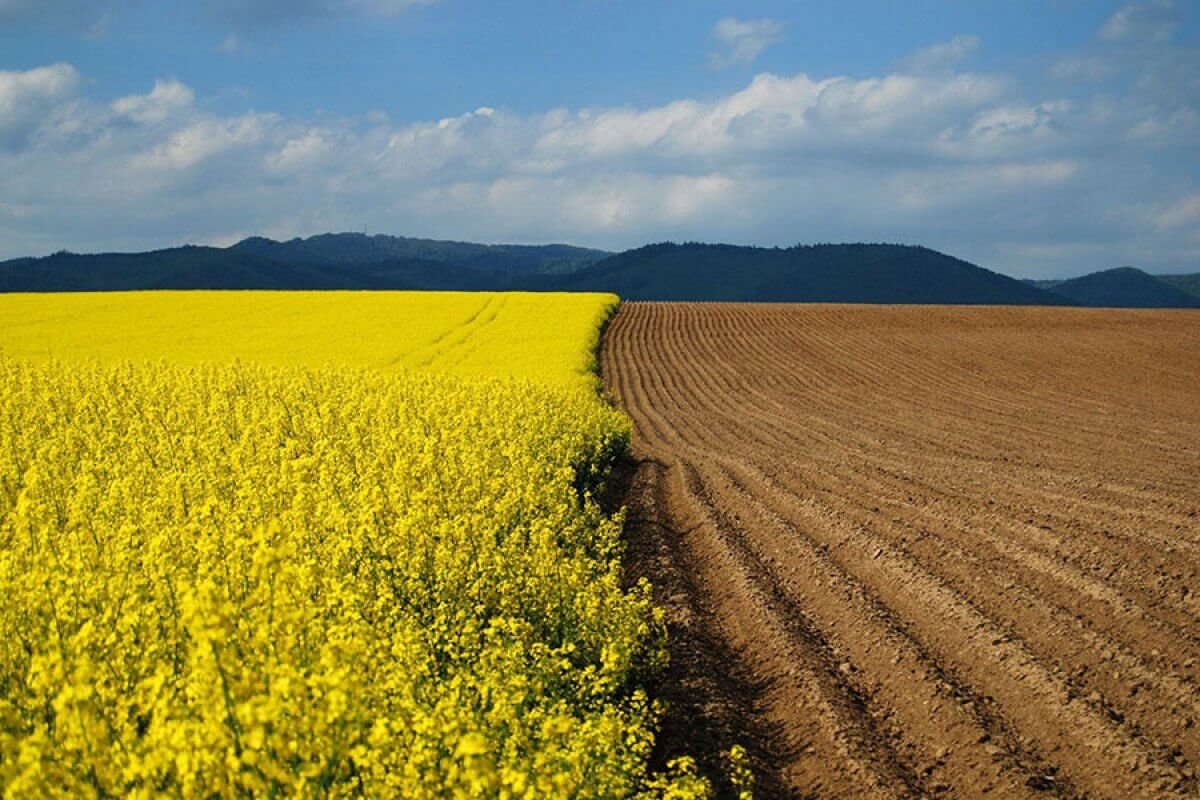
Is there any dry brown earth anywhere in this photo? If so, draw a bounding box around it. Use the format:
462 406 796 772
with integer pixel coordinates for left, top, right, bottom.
601 302 1200 799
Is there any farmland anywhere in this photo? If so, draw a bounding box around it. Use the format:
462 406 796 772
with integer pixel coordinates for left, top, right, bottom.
0 291 611 388
5 290 1199 799
604 303 1200 798
0 292 715 798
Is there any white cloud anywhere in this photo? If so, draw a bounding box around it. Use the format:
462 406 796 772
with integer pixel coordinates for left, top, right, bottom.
1154 193 1200 230
1101 0 1180 42
112 79 195 124
534 71 1008 165
936 101 1072 158
0 63 80 150
128 115 270 173
0 56 1197 277
900 35 980 73
1050 55 1116 82
266 130 336 174
710 17 785 68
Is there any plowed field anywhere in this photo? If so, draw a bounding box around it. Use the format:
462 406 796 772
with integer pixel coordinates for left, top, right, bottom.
602 303 1200 799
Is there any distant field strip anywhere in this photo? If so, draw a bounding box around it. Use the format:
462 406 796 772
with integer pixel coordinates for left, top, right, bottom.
604 302 1200 799
0 292 713 797
0 291 611 388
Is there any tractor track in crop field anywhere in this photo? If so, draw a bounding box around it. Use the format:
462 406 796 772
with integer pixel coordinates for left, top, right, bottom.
601 302 1200 799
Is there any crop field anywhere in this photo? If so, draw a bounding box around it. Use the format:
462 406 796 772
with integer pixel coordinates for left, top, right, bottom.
604 302 1200 799
0 292 717 798
0 291 610 388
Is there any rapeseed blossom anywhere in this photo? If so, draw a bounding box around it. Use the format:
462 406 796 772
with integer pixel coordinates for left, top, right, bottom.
0 293 711 798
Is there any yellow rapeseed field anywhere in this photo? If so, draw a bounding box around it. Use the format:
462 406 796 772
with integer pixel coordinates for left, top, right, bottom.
0 291 611 389
0 292 711 798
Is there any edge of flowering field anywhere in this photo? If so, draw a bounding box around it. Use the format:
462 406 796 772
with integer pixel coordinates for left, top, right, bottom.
586 298 752 800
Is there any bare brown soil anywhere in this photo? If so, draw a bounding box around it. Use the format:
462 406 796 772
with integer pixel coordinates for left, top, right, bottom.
601 303 1200 799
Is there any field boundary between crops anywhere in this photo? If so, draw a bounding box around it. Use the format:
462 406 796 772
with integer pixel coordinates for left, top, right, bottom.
599 452 787 799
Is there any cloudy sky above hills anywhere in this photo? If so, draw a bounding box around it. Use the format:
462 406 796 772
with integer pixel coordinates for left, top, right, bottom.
1 0 1197 277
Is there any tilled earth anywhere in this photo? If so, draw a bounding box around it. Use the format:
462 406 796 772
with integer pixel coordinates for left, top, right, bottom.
601 302 1200 799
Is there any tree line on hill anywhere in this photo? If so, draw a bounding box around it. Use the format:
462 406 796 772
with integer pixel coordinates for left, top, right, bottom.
1 233 1197 308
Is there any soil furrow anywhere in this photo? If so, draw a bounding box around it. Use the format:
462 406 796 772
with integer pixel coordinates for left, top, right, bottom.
603 302 1200 799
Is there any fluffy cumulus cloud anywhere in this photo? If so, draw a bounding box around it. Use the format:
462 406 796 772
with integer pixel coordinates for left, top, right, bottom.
1 18 1198 277
111 79 195 125
0 63 80 150
709 17 786 68
1101 0 1181 43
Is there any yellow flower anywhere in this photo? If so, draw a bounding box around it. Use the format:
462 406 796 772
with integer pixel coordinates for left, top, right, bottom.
0 292 705 798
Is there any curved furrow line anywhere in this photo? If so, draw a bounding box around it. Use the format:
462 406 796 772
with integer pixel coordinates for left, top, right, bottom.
662 312 1180 525
647 342 1200 640
705 455 1193 798
672 329 1200 670
602 304 674 450
770 445 1200 638
693 458 1074 799
641 331 1200 626
608 305 910 797
616 457 802 800
624 307 1200 648
604 303 1200 798
714 453 1200 778
713 307 1200 481
671 460 927 799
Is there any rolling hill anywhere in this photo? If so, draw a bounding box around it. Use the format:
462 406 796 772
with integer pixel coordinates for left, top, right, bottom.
1042 267 1200 308
5 235 1195 308
230 233 609 277
525 242 1069 305
0 234 610 293
1155 273 1200 300
0 245 489 292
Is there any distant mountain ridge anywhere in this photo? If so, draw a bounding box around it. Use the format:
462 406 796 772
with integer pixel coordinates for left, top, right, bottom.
230 233 608 277
0 233 611 293
2 233 1197 308
1028 267 1200 309
1155 273 1200 300
522 242 1068 306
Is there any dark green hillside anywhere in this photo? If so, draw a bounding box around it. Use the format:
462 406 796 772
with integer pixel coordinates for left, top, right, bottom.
0 234 602 292
0 247 334 292
7 234 1190 307
528 242 1068 305
1045 267 1200 308
231 233 609 277
1155 273 1200 300
0 245 494 292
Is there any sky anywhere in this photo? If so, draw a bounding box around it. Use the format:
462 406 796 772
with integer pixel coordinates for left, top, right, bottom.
1 1 1197 277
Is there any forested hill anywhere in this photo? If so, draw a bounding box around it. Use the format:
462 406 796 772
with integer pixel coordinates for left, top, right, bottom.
1155 273 1200 299
1037 267 1200 309
230 233 609 277
523 242 1068 305
0 233 610 292
5 235 1194 308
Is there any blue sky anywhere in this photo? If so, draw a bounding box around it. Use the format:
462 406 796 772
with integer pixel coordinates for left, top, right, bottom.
1 0 1197 277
